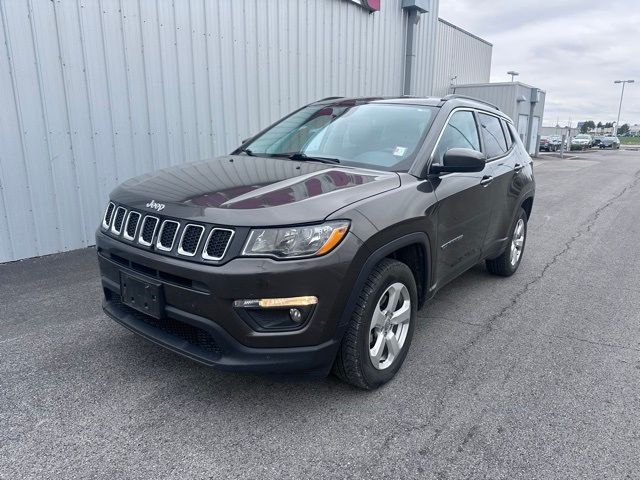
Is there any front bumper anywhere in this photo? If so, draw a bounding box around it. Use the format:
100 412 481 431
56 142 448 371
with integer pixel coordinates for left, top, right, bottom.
96 230 365 374
102 292 339 374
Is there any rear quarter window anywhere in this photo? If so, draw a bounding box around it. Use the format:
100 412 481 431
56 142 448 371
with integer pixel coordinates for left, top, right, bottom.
501 119 514 149
478 113 507 159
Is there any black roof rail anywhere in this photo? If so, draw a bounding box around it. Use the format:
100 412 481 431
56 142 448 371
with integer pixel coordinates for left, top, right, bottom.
440 94 501 111
315 96 345 102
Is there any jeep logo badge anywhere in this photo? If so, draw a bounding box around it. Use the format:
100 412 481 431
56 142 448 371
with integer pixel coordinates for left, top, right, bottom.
146 200 165 212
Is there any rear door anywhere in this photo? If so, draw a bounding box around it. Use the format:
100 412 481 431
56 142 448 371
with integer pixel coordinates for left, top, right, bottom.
479 113 523 257
431 109 494 289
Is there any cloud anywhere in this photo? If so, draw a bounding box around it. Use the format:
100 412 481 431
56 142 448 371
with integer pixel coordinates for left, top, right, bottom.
439 0 640 127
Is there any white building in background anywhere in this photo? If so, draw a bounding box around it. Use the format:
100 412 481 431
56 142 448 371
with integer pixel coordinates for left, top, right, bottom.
0 0 492 262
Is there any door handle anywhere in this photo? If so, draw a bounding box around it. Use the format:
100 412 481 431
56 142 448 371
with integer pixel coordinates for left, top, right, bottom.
514 163 524 172
480 175 493 186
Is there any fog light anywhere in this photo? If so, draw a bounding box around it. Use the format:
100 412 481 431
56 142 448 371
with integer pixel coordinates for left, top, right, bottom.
289 308 303 323
233 296 317 331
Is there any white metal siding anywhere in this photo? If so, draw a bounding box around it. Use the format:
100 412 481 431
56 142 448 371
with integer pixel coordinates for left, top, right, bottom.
0 0 489 262
452 84 518 120
431 19 492 97
411 1 440 97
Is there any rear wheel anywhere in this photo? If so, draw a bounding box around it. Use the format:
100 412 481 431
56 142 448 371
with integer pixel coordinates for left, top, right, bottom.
332 259 417 389
486 208 528 277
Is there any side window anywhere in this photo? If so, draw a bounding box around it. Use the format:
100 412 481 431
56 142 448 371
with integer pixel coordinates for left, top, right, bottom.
501 119 513 149
433 111 480 164
478 113 507 158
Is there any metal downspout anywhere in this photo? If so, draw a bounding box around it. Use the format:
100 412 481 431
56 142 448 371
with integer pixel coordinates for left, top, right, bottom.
403 9 420 96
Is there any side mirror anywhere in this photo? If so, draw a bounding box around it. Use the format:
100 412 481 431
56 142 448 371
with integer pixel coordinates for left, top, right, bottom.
430 148 486 175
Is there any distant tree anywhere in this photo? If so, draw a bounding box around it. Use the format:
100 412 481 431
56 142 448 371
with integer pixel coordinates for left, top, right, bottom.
597 121 603 132
605 122 614 128
580 120 595 133
618 123 630 135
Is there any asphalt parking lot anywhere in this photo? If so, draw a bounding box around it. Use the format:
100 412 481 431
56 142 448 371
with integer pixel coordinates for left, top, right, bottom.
2 149 640 479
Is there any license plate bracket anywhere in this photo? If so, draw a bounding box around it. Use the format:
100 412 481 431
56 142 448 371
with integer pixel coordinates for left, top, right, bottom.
120 272 164 319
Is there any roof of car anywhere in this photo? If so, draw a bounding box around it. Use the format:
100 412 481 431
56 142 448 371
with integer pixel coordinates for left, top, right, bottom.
311 95 510 120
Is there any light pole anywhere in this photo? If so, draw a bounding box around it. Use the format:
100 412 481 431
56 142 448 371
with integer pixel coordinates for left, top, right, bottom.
614 79 635 136
507 71 519 82
449 75 458 93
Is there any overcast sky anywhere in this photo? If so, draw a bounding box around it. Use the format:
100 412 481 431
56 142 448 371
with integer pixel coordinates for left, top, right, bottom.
439 0 640 127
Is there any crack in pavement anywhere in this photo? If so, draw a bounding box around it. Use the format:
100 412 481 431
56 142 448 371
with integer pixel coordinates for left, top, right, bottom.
420 316 484 328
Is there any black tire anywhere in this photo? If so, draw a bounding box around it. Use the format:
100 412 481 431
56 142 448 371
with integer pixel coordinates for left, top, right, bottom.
486 208 528 277
332 258 417 390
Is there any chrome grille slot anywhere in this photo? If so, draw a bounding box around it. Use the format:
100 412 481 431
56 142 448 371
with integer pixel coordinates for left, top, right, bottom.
124 211 141 240
102 202 115 229
111 207 127 235
138 216 159 246
156 220 180 251
203 228 234 261
178 224 205 257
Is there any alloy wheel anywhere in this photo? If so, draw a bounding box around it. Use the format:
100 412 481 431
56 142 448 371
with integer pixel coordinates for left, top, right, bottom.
510 218 525 266
369 282 411 370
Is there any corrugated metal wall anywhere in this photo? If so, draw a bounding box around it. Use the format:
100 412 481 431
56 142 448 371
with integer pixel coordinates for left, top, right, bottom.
430 19 492 97
452 83 519 119
0 0 490 262
411 0 440 97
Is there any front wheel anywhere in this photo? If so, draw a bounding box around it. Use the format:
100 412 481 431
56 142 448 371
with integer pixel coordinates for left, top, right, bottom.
486 208 528 276
332 259 417 389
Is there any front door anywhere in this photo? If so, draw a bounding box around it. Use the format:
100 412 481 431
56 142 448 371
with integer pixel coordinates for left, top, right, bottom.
430 110 493 288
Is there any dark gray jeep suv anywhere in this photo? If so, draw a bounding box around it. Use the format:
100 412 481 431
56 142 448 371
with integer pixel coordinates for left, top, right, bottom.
96 95 534 389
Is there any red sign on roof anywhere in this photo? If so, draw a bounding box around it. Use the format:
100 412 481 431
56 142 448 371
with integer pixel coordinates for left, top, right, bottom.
349 0 381 12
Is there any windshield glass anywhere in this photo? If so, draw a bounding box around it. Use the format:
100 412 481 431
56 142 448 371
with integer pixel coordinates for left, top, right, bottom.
243 103 437 171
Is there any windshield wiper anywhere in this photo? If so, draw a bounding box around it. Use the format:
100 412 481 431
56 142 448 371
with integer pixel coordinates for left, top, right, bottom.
287 152 340 164
238 147 255 156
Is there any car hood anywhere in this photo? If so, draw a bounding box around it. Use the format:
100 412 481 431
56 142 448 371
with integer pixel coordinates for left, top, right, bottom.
110 155 400 226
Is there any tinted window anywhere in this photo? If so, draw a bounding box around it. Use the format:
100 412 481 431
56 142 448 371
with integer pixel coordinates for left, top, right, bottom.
433 110 480 163
245 104 437 171
501 119 513 149
507 122 525 150
479 113 507 158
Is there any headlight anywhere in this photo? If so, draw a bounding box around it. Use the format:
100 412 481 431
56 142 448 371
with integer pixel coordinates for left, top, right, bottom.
242 221 350 259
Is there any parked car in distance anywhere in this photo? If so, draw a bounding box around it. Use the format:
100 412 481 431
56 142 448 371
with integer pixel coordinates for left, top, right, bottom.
572 134 593 148
96 95 535 389
599 136 620 149
540 135 563 152
539 136 553 152
593 135 605 147
540 135 562 152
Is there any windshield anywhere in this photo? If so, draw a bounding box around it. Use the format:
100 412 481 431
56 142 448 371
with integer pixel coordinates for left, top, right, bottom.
575 134 590 139
242 103 437 171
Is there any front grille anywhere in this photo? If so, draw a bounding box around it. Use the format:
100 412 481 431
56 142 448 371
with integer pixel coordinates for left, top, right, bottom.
157 220 179 251
139 216 159 246
104 205 235 262
178 225 205 256
102 202 116 229
203 228 234 260
124 211 141 240
106 291 221 357
111 207 127 234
